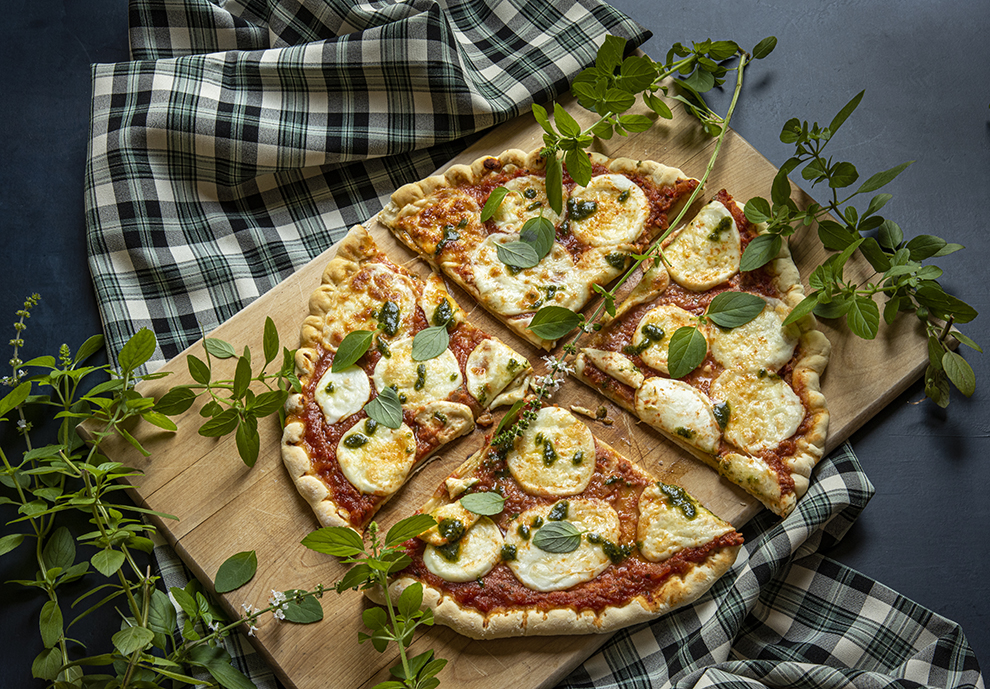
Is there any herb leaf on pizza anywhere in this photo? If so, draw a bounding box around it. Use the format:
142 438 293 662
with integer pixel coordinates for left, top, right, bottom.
574 190 830 517
378 149 700 349
281 225 533 531
371 404 744 639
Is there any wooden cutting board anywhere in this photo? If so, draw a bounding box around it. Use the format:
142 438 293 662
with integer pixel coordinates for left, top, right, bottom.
82 92 928 689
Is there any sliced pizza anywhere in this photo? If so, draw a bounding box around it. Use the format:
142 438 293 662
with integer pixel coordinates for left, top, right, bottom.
378 149 700 349
281 225 533 531
374 404 744 639
574 190 830 517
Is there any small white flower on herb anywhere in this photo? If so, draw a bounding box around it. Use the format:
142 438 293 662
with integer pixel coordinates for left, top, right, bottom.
17 419 27 429
269 590 286 606
241 602 256 616
247 624 258 637
273 608 285 621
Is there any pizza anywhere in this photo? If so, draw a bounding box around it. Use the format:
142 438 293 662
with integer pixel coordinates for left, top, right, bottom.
378 148 700 349
280 225 533 531
573 190 831 517
372 404 744 638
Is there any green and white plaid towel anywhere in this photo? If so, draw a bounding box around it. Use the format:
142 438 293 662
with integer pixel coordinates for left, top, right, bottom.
86 2 984 688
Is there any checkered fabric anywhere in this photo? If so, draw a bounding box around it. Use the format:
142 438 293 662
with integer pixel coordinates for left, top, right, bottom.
85 2 984 689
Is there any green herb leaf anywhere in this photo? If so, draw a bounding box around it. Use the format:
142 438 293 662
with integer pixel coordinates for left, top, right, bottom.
532 520 582 553
386 514 437 548
215 551 258 593
553 102 581 138
752 36 777 59
412 325 450 361
0 533 25 556
91 548 126 577
520 216 555 259
856 160 913 195
0 381 31 420
460 492 506 516
232 354 252 399
496 241 540 269
828 161 859 188
846 295 880 340
528 306 581 340
398 581 424 620
187 354 211 385
203 337 236 360
545 153 563 215
744 197 771 224
532 103 553 135
565 148 594 187
942 351 976 397
113 626 155 656
859 237 892 272
42 526 75 572
739 234 782 271
666 326 708 379
906 234 947 261
706 292 766 328
155 386 197 416
364 386 403 429
494 399 526 438
333 330 374 372
302 526 365 557
828 90 864 137
282 590 324 624
118 328 156 372
39 600 63 649
263 316 279 365
915 285 978 323
74 334 105 364
951 331 983 353
31 648 62 682
782 292 820 327
198 408 240 437
481 186 510 222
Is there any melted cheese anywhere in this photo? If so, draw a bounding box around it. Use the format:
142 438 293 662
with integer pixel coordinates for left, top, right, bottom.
423 517 503 583
406 189 484 256
506 407 596 496
468 234 583 316
709 297 799 372
320 264 418 347
664 200 741 291
336 421 417 495
634 304 702 375
372 336 462 407
567 174 649 247
313 365 370 426
419 502 480 546
465 339 530 408
635 377 721 454
709 370 804 453
581 348 644 389
492 175 565 233
637 483 734 562
505 500 620 592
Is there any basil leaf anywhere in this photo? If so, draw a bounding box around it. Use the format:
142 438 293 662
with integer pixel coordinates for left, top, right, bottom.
460 492 506 516
752 36 777 59
942 351 976 397
411 325 449 361
520 216 555 260
481 186 509 222
263 316 279 365
494 399 526 437
906 234 947 261
301 526 366 557
332 330 373 372
545 153 563 215
846 295 880 340
281 590 324 624
739 234 781 271
528 306 581 340
666 326 708 379
706 292 766 329
203 337 236 360
154 387 197 416
565 148 593 187
951 330 983 353
782 292 820 327
386 514 437 547
828 161 859 189
856 160 913 195
118 328 157 371
814 295 852 319
828 90 864 137
744 197 771 224
496 241 540 269
214 551 257 593
364 386 403 429
915 285 978 324
532 520 582 554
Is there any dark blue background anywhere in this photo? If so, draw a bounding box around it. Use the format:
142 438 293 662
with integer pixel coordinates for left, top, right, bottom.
2 1 987 687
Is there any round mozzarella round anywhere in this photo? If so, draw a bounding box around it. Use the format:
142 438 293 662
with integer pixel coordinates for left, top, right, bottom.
635 377 721 454
634 304 701 375
320 264 418 347
465 339 528 407
637 483 734 562
709 369 804 453
505 499 620 592
336 421 417 496
313 365 371 426
709 297 798 372
664 200 741 291
423 517 503 583
506 407 596 496
372 336 462 407
491 175 564 233
567 174 649 247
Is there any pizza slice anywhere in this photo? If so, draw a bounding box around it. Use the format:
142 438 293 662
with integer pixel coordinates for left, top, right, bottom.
378 149 700 349
573 190 830 517
373 404 744 639
281 225 533 531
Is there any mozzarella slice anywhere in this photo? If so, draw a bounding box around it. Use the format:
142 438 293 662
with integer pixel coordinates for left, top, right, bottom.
664 200 741 291
637 483 734 562
580 348 644 389
336 421 417 495
468 234 582 316
634 304 701 375
320 264 419 347
423 517 503 583
505 500 620 592
709 297 799 372
372 336 462 407
567 174 649 247
635 377 721 454
491 175 565 233
313 365 371 426
709 370 804 453
466 339 530 408
419 501 481 546
506 407 596 496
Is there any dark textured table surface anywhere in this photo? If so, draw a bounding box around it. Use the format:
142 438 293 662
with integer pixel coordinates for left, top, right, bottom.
2 1 987 687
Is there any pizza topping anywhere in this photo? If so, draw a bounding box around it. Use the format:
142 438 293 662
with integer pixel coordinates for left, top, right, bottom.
319 264 419 347
466 339 532 409
708 297 799 372
491 176 564 232
423 517 503 582
637 483 735 562
506 407 596 496
710 369 804 454
664 199 742 291
634 304 702 375
336 422 417 496
566 174 649 247
372 337 462 407
313 365 371 426
635 377 721 454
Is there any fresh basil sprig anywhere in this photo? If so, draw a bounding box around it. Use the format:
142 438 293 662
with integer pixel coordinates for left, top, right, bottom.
364 386 403 429
531 520 582 553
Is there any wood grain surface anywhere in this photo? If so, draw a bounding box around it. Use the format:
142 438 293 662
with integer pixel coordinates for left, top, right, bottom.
81 93 928 689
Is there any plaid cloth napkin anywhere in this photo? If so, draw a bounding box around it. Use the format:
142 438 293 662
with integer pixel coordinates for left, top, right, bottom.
85 2 984 688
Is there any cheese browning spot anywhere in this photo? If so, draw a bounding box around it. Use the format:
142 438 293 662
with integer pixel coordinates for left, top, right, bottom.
664 199 742 291
336 422 417 496
506 407 597 496
423 517 503 583
710 369 804 453
634 304 700 375
567 174 649 247
373 337 462 406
